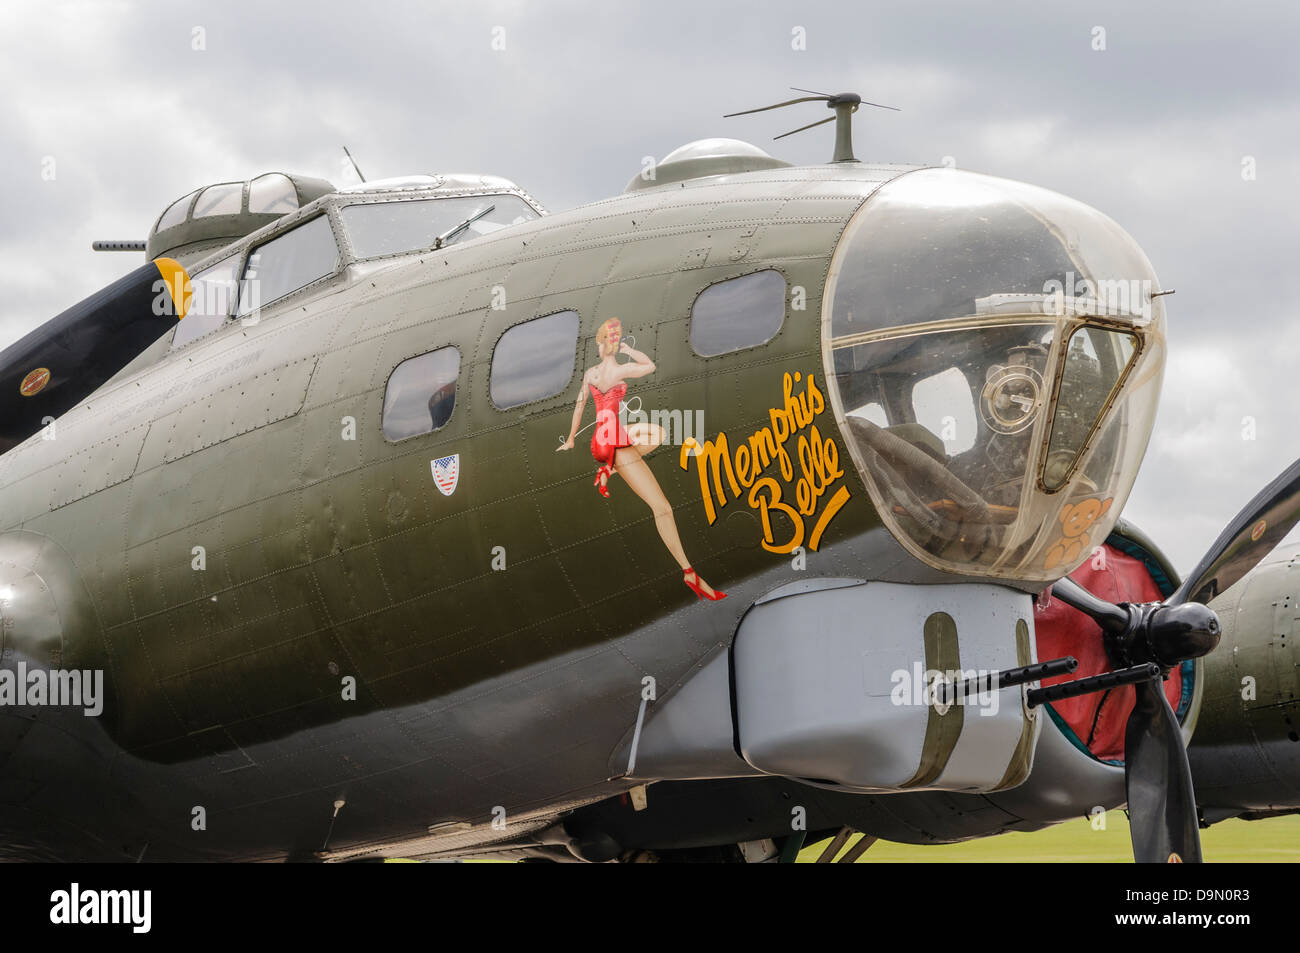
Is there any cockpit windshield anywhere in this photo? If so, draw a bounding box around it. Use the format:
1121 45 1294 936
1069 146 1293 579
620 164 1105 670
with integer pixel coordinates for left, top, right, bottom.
340 194 539 260
823 169 1166 581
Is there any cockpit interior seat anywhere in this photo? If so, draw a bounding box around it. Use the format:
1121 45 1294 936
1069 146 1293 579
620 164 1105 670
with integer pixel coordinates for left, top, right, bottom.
884 422 946 463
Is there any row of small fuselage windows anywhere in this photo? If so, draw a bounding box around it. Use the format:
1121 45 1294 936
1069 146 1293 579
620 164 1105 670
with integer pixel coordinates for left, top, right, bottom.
381 268 788 442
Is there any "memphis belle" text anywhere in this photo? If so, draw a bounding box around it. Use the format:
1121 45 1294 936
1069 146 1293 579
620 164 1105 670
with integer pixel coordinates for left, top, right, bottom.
680 370 851 553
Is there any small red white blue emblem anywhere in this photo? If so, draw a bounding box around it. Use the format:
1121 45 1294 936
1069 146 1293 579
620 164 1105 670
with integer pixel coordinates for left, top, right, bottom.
431 454 460 496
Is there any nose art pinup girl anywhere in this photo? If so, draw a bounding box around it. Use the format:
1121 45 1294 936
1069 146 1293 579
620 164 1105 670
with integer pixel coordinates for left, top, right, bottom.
557 318 725 601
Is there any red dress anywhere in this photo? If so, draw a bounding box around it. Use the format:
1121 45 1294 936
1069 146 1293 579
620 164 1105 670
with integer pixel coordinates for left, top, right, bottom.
590 380 632 466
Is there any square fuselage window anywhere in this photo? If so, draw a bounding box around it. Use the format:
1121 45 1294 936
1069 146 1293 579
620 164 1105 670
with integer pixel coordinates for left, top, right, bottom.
489 310 579 410
383 347 462 441
689 269 786 357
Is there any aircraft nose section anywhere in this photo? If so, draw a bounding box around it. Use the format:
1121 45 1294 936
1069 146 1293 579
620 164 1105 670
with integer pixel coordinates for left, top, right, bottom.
821 167 1168 584
0 532 106 704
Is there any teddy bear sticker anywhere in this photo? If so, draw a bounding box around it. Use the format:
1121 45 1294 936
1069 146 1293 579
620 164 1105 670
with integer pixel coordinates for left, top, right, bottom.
1044 497 1113 569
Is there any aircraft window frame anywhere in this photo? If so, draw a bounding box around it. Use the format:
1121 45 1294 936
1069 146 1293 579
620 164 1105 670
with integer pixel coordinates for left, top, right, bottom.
382 346 462 442
156 190 198 232
236 213 341 318
248 173 299 215
338 193 542 262
169 252 244 351
193 182 246 219
1037 321 1143 493
688 268 788 358
489 309 581 410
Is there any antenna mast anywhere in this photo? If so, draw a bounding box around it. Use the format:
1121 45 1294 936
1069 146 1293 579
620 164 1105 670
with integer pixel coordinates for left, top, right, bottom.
724 88 899 164
343 146 367 183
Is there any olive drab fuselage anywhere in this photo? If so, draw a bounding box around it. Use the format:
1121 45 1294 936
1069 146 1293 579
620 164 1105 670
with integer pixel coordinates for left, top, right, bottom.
0 162 918 859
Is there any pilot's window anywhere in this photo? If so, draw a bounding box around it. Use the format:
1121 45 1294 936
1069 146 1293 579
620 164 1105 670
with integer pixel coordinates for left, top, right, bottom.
340 195 540 260
156 191 197 231
237 215 338 316
689 269 787 357
170 254 241 350
382 347 461 441
193 183 244 218
489 310 580 409
248 173 299 215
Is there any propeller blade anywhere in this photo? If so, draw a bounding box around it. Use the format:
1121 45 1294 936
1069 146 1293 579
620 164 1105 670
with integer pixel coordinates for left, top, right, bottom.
789 86 834 97
1124 676 1202 862
773 115 836 141
789 88 899 111
1172 455 1300 605
1045 455 1300 864
1046 576 1131 635
723 96 827 118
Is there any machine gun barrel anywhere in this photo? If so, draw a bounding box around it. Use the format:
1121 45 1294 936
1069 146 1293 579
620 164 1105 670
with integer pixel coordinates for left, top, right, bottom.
1027 662 1162 708
92 240 146 252
944 656 1078 704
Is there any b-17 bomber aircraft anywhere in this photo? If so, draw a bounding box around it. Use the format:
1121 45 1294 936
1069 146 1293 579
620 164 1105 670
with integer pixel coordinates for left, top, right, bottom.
0 94 1297 863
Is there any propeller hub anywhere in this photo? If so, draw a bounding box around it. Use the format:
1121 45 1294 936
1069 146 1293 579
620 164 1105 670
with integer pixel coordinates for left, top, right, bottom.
1103 601 1221 670
1144 602 1221 666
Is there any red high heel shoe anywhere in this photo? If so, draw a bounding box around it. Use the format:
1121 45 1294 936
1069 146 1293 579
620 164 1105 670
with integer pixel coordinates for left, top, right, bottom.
683 566 726 601
594 464 614 498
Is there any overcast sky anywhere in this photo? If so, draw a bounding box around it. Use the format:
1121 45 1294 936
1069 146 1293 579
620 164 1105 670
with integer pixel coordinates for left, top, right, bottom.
2 0 1297 575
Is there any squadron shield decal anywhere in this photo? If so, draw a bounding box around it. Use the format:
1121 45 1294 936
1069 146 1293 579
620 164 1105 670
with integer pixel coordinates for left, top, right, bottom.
431 454 460 496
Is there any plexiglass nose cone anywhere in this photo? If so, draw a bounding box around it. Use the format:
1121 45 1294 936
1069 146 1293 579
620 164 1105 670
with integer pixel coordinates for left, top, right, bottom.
822 168 1167 581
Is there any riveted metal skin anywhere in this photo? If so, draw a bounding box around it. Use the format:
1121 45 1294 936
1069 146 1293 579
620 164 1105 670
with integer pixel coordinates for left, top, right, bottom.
1189 549 1300 813
0 155 1246 862
0 162 954 859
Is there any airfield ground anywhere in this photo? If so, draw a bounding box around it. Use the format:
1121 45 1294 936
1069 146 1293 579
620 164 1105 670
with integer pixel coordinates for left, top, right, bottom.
798 810 1300 862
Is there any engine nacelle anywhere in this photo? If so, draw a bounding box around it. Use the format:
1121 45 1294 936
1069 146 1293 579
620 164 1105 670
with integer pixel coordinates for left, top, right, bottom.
1189 549 1300 815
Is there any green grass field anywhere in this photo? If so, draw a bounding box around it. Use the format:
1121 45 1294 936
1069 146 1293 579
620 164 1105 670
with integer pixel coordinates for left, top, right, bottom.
798 811 1300 862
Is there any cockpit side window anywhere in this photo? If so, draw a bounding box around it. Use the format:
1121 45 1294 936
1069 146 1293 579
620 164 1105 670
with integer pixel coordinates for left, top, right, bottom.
170 253 242 350
236 214 338 318
193 182 244 218
248 173 299 215
340 194 540 260
156 190 197 232
489 310 580 409
689 269 787 357
382 347 461 441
